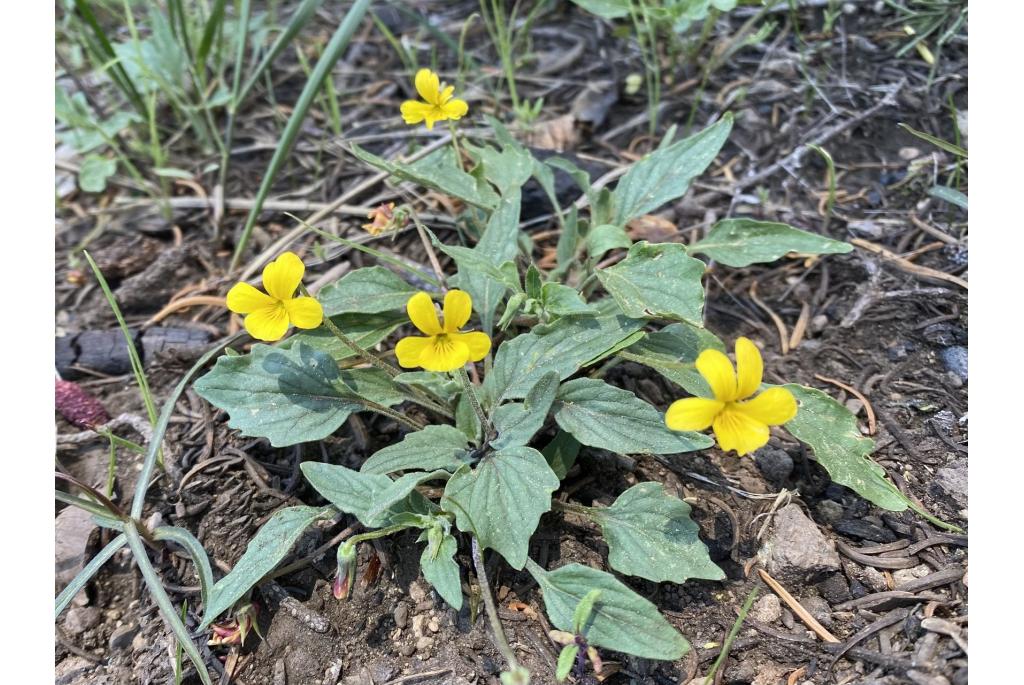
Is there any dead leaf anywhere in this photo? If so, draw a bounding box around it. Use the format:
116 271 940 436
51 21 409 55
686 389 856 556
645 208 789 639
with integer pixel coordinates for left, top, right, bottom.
506 601 538 620
627 214 678 242
527 114 578 152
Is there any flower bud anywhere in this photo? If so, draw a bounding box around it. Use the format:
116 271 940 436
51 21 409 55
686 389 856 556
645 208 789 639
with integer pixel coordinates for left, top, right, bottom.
333 542 357 600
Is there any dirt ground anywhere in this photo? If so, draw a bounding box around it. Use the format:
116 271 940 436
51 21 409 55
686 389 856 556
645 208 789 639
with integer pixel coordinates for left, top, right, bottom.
56 2 967 684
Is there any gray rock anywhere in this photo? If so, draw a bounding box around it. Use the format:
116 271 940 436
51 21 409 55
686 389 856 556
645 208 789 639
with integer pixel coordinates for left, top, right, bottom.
932 464 968 508
750 594 782 624
755 448 794 483
108 624 139 652
759 504 841 584
800 595 833 627
64 607 101 636
394 603 409 629
939 346 968 382
817 500 844 525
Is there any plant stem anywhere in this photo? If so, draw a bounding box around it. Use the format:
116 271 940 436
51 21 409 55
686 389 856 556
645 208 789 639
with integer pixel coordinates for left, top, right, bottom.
471 536 520 671
550 499 593 518
304 288 401 378
702 586 759 685
344 523 413 547
447 121 466 171
360 399 425 432
457 367 492 442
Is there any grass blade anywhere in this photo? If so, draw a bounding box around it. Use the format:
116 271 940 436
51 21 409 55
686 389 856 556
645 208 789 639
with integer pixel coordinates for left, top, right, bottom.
154 526 216 608
897 122 968 157
56 533 127 617
71 0 146 116
197 0 228 67
130 333 243 519
230 0 373 270
124 523 214 685
701 586 759 685
82 251 158 430
237 0 323 104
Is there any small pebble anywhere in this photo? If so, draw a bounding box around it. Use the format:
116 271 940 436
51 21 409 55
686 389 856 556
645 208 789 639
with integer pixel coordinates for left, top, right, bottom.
428 617 440 633
415 636 434 653
63 607 101 636
399 643 416 657
409 581 427 603
751 594 782 624
800 595 833 627
394 603 409 629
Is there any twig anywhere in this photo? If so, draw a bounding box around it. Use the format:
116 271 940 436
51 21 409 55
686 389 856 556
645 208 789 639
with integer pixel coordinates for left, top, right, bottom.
734 80 906 192
813 374 877 435
850 238 967 290
757 569 840 643
749 281 789 355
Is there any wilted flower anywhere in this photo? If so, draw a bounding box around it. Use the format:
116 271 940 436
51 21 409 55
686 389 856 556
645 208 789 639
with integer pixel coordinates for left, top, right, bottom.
363 202 401 236
208 602 259 646
333 542 357 600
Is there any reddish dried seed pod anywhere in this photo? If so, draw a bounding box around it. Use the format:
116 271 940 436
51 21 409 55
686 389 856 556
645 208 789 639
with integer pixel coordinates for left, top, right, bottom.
55 378 110 429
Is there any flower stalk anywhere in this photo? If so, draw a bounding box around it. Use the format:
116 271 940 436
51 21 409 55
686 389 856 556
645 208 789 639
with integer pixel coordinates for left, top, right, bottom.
471 536 520 672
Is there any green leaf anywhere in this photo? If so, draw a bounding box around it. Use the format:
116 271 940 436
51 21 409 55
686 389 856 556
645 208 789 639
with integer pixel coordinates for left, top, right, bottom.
556 645 579 681
363 470 450 525
573 589 602 633
362 425 472 474
617 323 725 396
541 283 597 317
448 192 524 332
590 482 724 583
596 242 706 324
420 533 462 609
78 155 117 192
472 139 534 196
442 447 560 568
897 123 968 157
195 343 403 447
929 185 968 210
780 385 910 511
281 312 405 360
542 431 581 479
351 144 499 210
301 462 428 528
394 372 459 402
612 115 732 226
525 265 543 300
491 371 560 449
201 506 329 628
318 267 417 315
554 378 713 454
525 559 688 660
569 0 630 19
688 219 852 267
488 314 645 403
587 224 633 259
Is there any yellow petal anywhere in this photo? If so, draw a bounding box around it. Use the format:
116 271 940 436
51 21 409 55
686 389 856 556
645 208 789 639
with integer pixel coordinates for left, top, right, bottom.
226 282 273 314
442 289 472 332
734 337 764 400
395 335 435 369
407 292 442 335
284 296 323 329
244 303 290 341
712 408 770 456
419 335 470 373
665 397 724 431
262 252 305 301
733 387 798 426
441 98 468 121
695 348 737 402
401 100 432 125
414 68 441 104
449 331 491 362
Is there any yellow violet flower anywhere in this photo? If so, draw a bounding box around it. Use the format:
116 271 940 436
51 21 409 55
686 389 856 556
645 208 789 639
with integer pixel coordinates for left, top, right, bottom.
400 68 469 130
225 252 323 342
665 337 798 456
395 290 491 372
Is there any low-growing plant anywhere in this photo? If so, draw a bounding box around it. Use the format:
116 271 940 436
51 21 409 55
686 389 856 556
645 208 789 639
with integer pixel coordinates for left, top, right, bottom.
186 67 956 679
